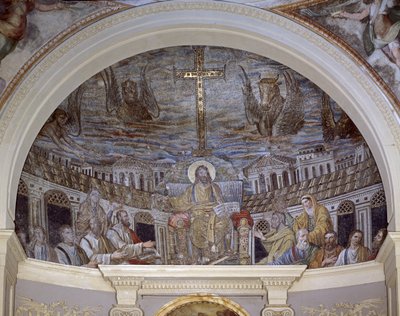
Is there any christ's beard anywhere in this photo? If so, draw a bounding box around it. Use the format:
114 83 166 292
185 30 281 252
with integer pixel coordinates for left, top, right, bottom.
199 176 210 184
372 239 382 250
297 240 310 251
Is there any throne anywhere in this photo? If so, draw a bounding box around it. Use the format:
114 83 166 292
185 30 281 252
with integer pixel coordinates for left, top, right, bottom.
165 180 243 264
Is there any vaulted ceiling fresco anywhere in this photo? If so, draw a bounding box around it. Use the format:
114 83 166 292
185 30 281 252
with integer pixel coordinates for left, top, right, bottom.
16 45 387 268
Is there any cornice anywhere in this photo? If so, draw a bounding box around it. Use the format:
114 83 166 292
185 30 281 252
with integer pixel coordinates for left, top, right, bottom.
0 231 26 280
291 261 385 292
108 276 144 287
14 259 387 294
141 279 263 293
99 264 306 279
261 277 297 287
17 259 114 292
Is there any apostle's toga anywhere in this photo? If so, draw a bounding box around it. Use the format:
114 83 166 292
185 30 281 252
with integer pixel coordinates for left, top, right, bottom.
335 246 370 266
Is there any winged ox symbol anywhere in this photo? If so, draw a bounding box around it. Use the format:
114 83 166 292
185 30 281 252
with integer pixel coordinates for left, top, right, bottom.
239 66 305 137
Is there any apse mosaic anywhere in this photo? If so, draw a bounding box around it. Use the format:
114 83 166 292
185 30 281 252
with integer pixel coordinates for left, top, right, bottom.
16 45 388 268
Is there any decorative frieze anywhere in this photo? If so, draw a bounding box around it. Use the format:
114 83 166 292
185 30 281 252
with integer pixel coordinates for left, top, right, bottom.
141 279 263 291
15 297 102 316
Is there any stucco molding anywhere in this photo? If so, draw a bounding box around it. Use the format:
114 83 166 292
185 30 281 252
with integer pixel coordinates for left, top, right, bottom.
261 277 297 288
262 305 294 316
376 232 400 291
261 274 302 306
17 259 114 292
15 260 386 296
290 260 385 292
109 305 143 316
107 276 144 289
139 279 264 296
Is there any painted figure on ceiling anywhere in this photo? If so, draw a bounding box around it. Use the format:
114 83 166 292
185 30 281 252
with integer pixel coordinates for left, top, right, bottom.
335 229 371 265
0 0 65 91
293 194 334 247
99 65 159 123
333 0 400 67
240 66 304 137
216 310 239 316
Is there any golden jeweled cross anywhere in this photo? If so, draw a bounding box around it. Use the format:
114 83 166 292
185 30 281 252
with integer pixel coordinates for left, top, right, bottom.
174 47 225 156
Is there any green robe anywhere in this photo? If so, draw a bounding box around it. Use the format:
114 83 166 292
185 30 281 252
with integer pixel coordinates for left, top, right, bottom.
259 226 296 264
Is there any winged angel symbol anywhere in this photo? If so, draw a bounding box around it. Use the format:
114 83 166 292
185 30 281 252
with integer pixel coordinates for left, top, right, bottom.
240 66 304 137
99 65 159 123
321 92 360 142
39 85 100 160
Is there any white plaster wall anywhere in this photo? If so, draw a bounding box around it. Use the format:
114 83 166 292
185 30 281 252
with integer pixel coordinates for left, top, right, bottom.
289 281 387 315
14 260 386 315
15 279 116 316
